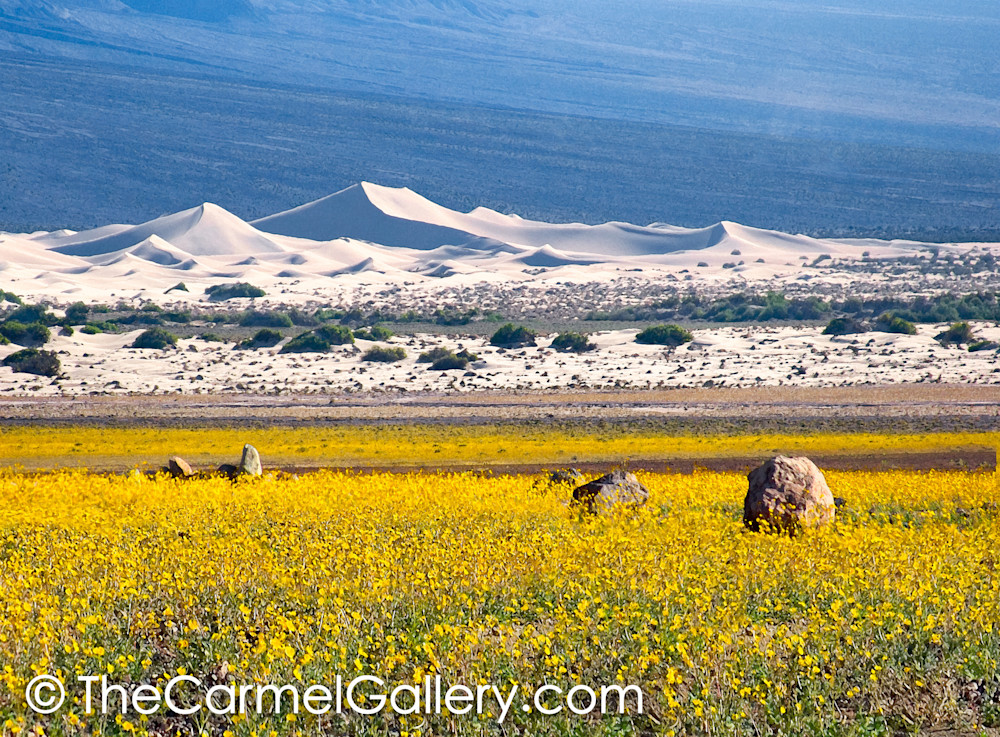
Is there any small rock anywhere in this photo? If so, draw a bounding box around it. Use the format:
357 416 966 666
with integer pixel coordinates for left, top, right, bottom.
217 463 239 479
744 455 836 533
833 496 847 509
549 468 585 485
168 456 193 478
238 444 262 476
572 469 649 514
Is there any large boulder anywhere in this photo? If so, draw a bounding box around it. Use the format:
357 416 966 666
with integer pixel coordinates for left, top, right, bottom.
744 455 835 532
238 444 262 476
167 456 193 478
572 470 649 514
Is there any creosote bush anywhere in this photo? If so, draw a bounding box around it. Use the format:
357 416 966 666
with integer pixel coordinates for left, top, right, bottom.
2 348 61 377
635 324 693 347
131 327 178 349
490 323 537 348
362 345 407 363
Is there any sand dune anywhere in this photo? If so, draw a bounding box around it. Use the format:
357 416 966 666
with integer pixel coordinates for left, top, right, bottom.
0 181 995 308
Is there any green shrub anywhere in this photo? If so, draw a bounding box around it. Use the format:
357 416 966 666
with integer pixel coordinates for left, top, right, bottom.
205 282 266 300
362 345 407 363
59 326 74 337
165 282 189 293
490 323 537 348
131 327 178 349
287 308 320 327
313 308 344 322
139 301 163 313
0 321 51 346
239 329 283 349
935 321 976 347
354 325 394 341
3 348 61 377
875 313 917 335
551 332 596 353
162 310 192 323
430 354 469 371
968 339 998 352
635 324 693 347
418 346 455 363
81 325 102 335
280 332 330 354
0 290 23 305
200 332 225 343
240 310 293 328
822 317 868 336
0 334 8 345
315 324 355 345
64 302 89 324
6 304 56 326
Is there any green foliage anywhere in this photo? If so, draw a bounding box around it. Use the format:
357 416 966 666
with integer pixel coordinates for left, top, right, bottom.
362 345 407 363
131 327 178 349
199 332 225 343
935 321 976 347
165 282 189 293
875 312 917 335
315 324 355 345
5 303 57 326
822 317 868 336
635 324 693 347
239 329 283 349
287 308 320 327
65 302 89 324
280 332 331 354
240 310 293 328
968 339 998 352
354 325 394 341
313 308 344 322
417 346 454 363
2 348 61 377
550 332 596 353
80 325 102 335
139 301 163 312
0 290 23 305
0 321 51 346
490 323 537 348
205 282 266 300
430 353 470 371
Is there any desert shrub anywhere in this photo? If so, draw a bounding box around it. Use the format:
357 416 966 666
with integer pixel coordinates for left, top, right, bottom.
2 348 61 377
0 334 8 345
315 324 354 345
240 310 293 328
59 326 74 336
287 308 320 327
875 313 917 335
968 339 998 352
362 346 407 363
0 321 51 346
205 282 266 300
417 346 454 363
635 324 693 347
162 310 192 323
131 327 178 349
354 325 394 341
280 332 330 354
490 323 537 348
139 302 163 312
935 322 976 347
313 308 344 322
430 354 470 371
6 304 56 326
239 329 283 349
64 302 89 324
551 332 596 353
81 325 102 335
0 290 23 305
166 282 189 293
200 332 225 343
434 308 480 325
823 317 868 336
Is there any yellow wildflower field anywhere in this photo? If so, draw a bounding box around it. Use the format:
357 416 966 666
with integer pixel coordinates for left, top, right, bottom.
0 425 996 469
0 467 997 736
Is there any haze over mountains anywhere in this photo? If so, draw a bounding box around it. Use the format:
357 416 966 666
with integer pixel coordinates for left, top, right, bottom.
2 0 998 236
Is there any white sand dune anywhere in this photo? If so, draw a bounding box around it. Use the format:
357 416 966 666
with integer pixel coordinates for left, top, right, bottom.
1 181 995 308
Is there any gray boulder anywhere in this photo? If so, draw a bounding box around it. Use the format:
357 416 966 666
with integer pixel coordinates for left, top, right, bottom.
238 444 262 476
549 468 585 485
572 470 649 514
744 455 835 532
